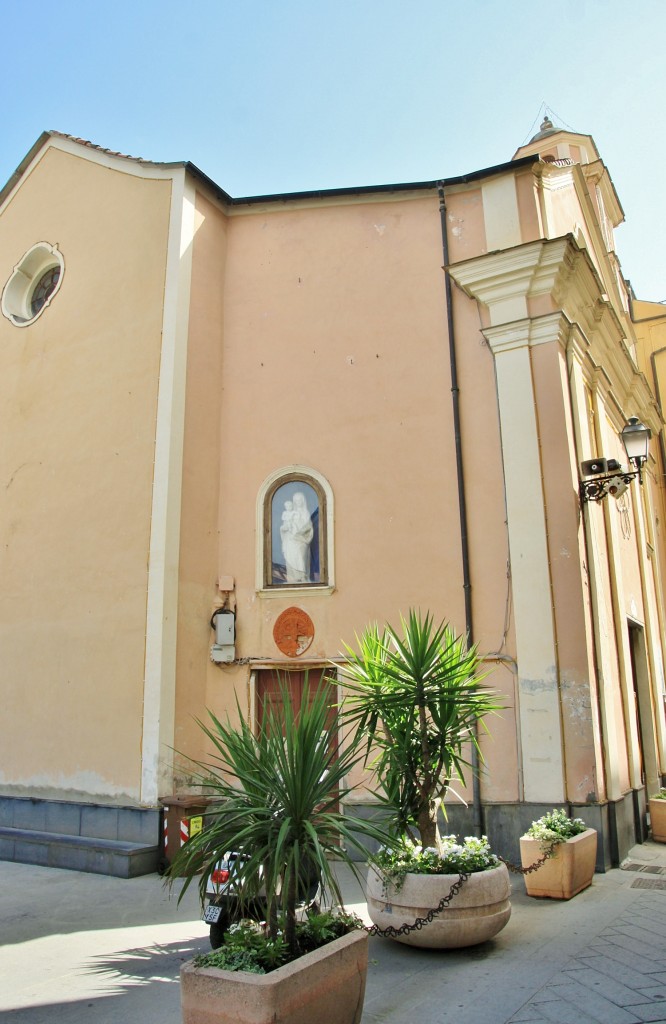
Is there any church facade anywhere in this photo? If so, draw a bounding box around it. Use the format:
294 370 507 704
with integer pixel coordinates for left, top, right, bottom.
1 122 664 872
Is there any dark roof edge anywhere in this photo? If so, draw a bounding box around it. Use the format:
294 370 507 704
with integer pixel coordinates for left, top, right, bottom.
0 131 52 208
0 130 537 212
187 154 538 207
184 162 235 205
441 153 537 186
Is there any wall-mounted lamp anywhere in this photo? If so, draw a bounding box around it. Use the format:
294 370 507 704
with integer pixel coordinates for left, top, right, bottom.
579 416 651 503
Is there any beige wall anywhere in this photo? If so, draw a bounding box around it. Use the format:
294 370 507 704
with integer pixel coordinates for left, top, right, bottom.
0 146 172 802
178 189 523 799
215 193 463 653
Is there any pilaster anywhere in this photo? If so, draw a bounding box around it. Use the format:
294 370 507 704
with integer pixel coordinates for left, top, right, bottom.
481 314 567 802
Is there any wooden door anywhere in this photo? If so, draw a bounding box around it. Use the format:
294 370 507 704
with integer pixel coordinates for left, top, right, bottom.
256 668 339 806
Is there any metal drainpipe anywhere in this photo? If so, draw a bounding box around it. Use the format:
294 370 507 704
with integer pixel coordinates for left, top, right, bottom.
438 184 482 838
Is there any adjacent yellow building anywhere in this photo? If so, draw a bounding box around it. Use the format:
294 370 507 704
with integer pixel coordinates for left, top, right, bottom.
1 121 664 874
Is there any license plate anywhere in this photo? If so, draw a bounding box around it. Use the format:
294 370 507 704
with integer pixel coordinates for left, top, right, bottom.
204 904 222 924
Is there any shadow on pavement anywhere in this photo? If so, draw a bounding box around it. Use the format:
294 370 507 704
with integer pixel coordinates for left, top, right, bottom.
1 935 209 1024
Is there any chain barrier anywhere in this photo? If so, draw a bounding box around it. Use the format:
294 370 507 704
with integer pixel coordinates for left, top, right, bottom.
499 842 558 876
363 871 469 938
364 843 558 939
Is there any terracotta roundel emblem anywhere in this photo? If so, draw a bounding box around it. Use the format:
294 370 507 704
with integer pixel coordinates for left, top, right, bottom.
273 607 315 657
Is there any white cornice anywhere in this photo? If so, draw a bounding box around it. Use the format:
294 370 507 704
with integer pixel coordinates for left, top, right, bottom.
450 235 662 435
538 164 576 193
448 236 572 314
449 234 625 343
482 311 572 355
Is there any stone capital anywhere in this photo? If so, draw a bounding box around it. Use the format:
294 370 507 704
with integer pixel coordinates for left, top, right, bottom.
448 236 576 327
482 311 572 356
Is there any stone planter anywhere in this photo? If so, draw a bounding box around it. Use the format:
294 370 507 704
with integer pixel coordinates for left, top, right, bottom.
180 928 368 1024
366 863 511 949
520 828 597 899
649 798 666 843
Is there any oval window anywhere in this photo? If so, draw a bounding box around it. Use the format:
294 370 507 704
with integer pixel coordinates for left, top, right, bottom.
1 242 64 327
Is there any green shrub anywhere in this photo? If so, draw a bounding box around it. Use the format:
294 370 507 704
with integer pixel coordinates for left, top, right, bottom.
166 680 395 958
338 611 501 852
192 911 362 974
525 808 587 847
375 834 499 886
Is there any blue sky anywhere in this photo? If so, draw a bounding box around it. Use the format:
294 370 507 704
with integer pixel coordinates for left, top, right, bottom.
2 0 665 299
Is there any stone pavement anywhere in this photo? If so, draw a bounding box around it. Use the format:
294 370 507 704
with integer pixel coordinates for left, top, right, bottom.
1 841 665 1023
503 843 666 1024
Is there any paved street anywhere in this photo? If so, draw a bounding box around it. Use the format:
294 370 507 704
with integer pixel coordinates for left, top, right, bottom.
1 842 665 1023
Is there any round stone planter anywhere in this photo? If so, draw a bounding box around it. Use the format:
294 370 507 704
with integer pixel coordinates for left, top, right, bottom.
520 828 597 899
366 863 511 949
180 929 368 1024
649 798 666 843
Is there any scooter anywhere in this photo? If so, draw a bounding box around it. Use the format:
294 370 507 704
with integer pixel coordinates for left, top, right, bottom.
203 851 321 949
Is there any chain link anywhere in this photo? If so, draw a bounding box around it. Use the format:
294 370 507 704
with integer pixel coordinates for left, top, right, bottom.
499 842 558 876
363 845 557 938
364 872 470 938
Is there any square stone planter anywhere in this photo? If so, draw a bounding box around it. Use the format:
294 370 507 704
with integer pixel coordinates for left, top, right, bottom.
520 828 597 899
180 928 368 1024
649 797 666 843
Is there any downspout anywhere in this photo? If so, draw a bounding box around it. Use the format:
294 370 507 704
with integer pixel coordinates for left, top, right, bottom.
438 184 482 837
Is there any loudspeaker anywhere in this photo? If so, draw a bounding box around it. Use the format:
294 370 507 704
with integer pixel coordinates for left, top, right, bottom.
580 458 608 476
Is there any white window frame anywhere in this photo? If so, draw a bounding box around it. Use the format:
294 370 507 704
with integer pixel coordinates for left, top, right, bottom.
255 465 335 597
2 242 64 327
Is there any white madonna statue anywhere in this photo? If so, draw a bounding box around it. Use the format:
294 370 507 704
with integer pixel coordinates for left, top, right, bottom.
280 491 314 583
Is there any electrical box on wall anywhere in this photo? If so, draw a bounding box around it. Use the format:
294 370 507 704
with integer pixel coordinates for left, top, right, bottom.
211 644 235 664
210 608 235 664
215 612 235 646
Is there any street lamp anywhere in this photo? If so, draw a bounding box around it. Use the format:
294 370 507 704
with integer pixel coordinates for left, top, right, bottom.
621 416 651 477
579 416 651 503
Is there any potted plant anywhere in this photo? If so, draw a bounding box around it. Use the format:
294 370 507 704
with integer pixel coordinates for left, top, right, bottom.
520 808 597 899
338 609 510 948
167 681 396 1024
649 788 666 843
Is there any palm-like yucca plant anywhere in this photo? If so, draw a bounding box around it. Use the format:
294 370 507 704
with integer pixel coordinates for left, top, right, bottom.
167 680 394 956
338 610 501 851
